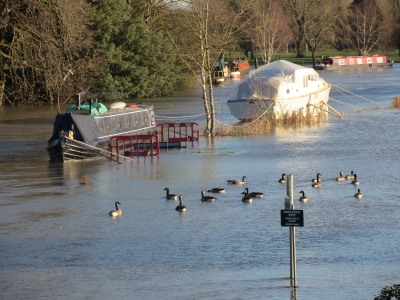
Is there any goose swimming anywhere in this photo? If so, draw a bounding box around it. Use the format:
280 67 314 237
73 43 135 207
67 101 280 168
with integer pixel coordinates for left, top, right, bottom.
354 189 364 199
241 191 253 203
279 173 287 184
351 174 360 186
312 173 322 183
227 176 246 185
109 201 122 217
164 187 178 200
176 195 187 212
335 172 346 182
244 187 265 198
201 190 217 202
299 190 309 203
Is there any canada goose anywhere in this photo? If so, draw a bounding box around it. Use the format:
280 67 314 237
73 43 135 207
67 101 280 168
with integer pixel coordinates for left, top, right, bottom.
176 195 187 212
278 173 287 184
346 171 355 180
244 187 265 198
354 189 364 199
241 191 253 203
335 172 346 182
312 173 322 183
201 190 217 202
207 188 226 193
109 201 122 217
312 181 321 188
227 176 246 185
351 174 360 185
164 187 178 200
299 190 309 203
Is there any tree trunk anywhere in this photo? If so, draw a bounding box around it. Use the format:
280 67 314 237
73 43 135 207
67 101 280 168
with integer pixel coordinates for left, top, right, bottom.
295 35 305 58
208 79 216 136
201 69 212 136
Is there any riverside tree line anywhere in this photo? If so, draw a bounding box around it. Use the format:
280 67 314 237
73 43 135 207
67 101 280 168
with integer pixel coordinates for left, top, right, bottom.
1 0 400 136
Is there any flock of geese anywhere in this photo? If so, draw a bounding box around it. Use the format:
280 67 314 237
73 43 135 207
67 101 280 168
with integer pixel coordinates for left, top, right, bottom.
108 171 363 216
164 176 266 213
295 170 363 203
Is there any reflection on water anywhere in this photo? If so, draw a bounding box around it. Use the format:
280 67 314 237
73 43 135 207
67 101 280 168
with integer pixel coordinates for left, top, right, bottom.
1 66 400 300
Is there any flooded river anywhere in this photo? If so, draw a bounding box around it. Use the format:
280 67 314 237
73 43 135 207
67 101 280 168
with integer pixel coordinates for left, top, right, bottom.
1 65 400 300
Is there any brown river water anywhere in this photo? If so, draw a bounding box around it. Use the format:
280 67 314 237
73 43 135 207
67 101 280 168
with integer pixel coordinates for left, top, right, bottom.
1 65 400 299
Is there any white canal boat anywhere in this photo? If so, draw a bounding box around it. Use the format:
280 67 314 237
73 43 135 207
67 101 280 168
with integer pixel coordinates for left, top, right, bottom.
227 60 332 121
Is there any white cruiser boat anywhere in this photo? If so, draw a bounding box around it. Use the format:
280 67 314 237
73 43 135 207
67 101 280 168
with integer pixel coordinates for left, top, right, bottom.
227 60 331 121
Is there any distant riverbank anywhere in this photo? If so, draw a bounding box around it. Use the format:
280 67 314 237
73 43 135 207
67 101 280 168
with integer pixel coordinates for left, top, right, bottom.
246 49 400 66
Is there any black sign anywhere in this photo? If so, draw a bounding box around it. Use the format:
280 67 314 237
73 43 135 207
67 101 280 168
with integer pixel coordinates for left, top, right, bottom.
281 209 304 227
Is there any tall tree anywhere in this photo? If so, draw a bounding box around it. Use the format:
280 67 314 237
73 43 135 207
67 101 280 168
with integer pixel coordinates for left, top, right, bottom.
303 1 348 68
93 0 177 99
250 0 292 64
282 0 308 58
338 0 387 55
166 0 253 136
380 0 400 54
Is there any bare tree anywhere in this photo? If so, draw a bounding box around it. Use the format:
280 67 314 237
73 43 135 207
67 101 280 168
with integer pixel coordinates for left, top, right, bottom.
283 0 350 60
339 0 387 55
282 0 308 58
0 0 100 106
379 0 400 53
304 1 348 68
250 0 292 64
167 0 253 136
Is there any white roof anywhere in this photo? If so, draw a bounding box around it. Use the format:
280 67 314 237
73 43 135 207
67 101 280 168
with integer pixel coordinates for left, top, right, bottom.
236 60 320 100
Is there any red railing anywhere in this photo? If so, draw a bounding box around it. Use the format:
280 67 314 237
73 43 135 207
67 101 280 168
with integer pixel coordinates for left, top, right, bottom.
156 122 200 144
109 134 160 157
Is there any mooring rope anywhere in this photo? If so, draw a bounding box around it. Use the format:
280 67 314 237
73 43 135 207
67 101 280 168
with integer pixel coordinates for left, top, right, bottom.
331 83 381 105
329 97 363 110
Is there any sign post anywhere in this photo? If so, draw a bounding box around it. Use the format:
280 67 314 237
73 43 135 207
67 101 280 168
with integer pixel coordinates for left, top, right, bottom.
280 174 304 288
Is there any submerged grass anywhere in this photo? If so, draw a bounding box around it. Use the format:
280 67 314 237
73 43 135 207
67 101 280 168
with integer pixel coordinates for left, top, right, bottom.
216 111 322 136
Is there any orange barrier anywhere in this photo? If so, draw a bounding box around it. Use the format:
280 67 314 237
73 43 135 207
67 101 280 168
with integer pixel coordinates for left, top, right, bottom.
109 134 160 157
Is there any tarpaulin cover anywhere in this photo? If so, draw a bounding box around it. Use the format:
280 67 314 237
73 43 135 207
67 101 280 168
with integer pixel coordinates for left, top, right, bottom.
236 60 320 100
